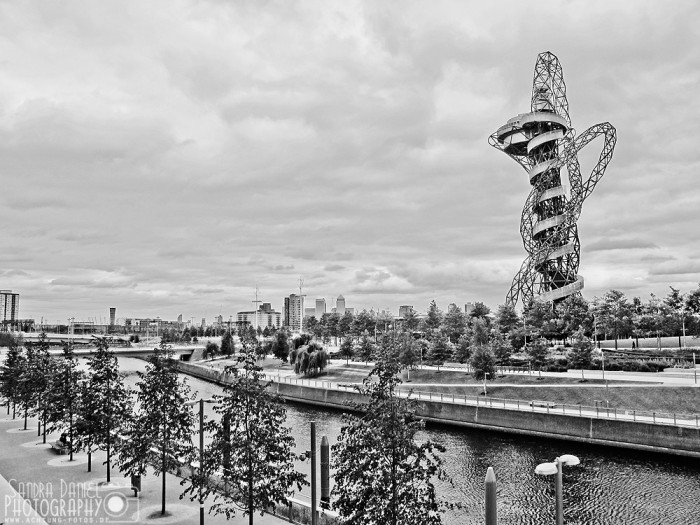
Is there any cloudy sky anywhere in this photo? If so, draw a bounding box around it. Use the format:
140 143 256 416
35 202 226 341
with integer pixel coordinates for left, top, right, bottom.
2 0 699 324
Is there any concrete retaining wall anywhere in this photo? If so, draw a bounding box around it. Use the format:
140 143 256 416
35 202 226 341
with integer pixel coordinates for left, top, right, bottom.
175 362 700 458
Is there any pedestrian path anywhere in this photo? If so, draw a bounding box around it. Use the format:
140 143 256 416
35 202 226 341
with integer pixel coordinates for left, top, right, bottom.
0 412 296 524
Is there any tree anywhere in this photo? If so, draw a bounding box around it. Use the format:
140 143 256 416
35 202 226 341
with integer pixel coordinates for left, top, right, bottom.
557 294 591 340
664 286 686 347
470 346 497 394
442 305 466 343
491 332 513 363
470 318 490 347
568 330 593 380
397 334 418 374
338 312 354 343
45 342 84 460
524 301 561 341
402 308 420 333
80 338 133 481
596 290 632 349
118 340 194 515
270 329 291 363
187 343 306 523
221 331 234 356
352 310 376 339
453 334 471 364
423 300 443 337
292 342 328 377
204 341 219 360
332 338 449 525
527 338 550 377
468 302 491 323
339 338 354 365
15 344 35 430
357 332 375 364
494 304 520 336
25 334 56 441
427 335 451 372
0 338 23 417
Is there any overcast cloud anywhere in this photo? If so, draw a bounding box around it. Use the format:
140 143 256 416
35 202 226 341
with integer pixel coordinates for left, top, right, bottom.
2 0 699 323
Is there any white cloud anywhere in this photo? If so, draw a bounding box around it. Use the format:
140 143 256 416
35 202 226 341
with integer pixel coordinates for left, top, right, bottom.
1 0 699 320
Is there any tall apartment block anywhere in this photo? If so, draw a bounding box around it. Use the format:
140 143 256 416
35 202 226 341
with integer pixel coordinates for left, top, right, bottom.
284 294 304 332
0 290 19 330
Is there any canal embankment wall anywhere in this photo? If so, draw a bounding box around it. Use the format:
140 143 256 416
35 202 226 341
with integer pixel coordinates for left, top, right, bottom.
174 362 700 459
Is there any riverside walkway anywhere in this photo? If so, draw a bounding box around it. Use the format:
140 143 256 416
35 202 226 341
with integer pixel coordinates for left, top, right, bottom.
0 412 296 524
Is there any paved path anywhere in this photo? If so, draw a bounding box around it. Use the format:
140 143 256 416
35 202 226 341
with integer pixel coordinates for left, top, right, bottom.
0 412 296 524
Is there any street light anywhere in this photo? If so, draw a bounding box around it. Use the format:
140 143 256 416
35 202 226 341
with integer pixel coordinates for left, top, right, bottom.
535 454 580 525
483 372 490 396
185 397 217 525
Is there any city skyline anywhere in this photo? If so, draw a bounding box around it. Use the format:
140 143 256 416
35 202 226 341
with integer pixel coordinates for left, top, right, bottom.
2 1 700 321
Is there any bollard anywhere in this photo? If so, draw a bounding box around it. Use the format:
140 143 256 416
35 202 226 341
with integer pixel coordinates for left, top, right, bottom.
485 467 497 525
320 436 330 509
311 422 317 525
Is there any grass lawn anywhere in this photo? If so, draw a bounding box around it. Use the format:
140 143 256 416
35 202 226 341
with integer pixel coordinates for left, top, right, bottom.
198 357 699 415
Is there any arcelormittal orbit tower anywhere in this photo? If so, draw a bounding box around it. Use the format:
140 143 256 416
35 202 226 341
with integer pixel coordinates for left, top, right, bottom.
490 51 616 308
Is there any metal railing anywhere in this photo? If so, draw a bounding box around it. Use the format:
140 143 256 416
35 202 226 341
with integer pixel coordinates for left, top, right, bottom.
265 374 700 429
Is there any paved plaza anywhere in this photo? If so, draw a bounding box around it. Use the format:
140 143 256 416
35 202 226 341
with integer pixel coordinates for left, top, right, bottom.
0 411 294 524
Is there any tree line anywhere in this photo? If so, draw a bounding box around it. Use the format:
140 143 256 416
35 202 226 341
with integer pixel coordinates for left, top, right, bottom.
0 333 453 524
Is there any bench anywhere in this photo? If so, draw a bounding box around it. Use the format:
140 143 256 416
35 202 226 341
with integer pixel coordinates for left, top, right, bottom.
529 401 557 409
51 441 70 455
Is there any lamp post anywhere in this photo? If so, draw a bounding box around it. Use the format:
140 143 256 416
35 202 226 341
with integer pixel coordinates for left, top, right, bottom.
185 397 217 525
535 454 580 525
483 372 490 396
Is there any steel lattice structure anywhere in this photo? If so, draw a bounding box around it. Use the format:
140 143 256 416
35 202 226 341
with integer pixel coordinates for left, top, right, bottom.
489 51 616 308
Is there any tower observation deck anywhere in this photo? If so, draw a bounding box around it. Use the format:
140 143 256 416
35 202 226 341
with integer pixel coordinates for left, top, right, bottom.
489 52 616 308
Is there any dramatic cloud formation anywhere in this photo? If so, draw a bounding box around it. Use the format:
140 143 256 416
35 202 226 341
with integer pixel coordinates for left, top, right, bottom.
2 0 699 322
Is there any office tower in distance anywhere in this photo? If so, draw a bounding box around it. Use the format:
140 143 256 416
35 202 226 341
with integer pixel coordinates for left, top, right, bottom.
315 298 326 318
335 295 346 315
398 305 414 318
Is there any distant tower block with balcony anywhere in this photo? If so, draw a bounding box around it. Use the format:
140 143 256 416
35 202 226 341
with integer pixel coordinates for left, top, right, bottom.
489 51 616 308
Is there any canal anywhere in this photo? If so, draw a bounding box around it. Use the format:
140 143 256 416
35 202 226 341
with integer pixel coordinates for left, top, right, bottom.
118 358 700 524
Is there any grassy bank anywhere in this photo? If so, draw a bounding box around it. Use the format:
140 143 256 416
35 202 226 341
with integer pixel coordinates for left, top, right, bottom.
199 357 699 416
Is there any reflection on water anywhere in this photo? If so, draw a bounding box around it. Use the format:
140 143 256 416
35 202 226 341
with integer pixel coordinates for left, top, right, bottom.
117 358 700 524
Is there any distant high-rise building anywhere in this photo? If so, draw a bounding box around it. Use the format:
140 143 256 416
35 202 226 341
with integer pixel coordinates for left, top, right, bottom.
336 295 346 315
0 290 19 330
398 305 414 318
109 308 116 326
465 302 475 316
236 306 282 330
315 298 326 318
201 318 206 328
285 294 304 332
177 314 183 323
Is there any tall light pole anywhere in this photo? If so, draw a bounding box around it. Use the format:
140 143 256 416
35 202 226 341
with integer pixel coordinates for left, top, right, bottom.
535 454 580 525
185 397 217 525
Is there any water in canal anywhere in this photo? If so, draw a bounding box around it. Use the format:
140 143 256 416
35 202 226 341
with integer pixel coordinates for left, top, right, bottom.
117 358 700 524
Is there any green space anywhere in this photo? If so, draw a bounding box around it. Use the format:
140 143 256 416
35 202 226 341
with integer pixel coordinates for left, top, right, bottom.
200 358 699 416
